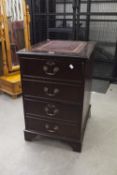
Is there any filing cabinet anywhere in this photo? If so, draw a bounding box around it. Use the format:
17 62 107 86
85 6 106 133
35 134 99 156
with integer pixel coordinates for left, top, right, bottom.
17 40 95 152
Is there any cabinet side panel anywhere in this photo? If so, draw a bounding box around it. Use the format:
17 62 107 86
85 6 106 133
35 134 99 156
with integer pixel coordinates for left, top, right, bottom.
81 52 94 131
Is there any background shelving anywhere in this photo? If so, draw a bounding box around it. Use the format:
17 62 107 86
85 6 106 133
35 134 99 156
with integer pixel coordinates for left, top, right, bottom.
26 0 117 81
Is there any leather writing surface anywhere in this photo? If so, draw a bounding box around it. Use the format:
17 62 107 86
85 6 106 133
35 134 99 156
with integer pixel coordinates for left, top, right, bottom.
32 40 87 56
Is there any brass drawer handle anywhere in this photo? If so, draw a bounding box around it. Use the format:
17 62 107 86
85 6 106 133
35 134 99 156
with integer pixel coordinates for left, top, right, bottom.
43 61 60 76
44 87 59 97
45 124 59 133
43 66 60 76
44 104 59 117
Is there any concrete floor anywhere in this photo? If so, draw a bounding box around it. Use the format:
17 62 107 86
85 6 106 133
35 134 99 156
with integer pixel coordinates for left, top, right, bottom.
0 84 117 175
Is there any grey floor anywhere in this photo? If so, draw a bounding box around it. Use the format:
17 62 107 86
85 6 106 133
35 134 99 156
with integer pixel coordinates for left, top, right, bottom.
0 84 117 175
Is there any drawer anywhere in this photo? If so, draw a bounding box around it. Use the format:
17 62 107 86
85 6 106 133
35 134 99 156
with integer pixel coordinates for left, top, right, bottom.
20 58 84 83
24 98 82 123
22 79 83 103
26 117 80 139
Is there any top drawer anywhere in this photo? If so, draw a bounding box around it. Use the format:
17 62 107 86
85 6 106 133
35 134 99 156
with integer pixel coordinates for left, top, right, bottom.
20 58 84 83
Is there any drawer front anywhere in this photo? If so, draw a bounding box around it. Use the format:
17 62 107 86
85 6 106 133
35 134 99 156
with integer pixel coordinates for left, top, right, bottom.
22 79 83 103
20 58 84 82
26 117 80 139
24 98 82 123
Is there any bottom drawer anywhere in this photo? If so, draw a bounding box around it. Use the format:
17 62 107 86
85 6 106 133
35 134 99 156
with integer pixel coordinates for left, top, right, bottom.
26 117 81 139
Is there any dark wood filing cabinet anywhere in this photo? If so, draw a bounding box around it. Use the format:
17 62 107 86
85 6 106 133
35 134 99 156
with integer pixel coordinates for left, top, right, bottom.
17 40 95 152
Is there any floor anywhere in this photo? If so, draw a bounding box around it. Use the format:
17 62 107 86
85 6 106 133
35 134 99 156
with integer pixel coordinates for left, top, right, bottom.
0 83 117 175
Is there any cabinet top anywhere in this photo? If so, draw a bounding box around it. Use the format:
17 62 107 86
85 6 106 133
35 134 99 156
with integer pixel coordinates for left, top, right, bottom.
17 40 96 60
